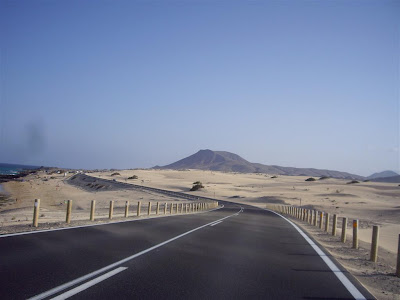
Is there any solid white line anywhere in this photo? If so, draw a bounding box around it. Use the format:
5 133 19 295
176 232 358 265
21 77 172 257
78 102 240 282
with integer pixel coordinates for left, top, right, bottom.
28 206 239 300
0 206 223 239
263 208 366 300
210 221 222 227
50 267 127 300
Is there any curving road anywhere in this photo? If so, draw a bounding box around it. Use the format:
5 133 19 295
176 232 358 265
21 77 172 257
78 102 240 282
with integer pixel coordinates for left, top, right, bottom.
0 181 374 299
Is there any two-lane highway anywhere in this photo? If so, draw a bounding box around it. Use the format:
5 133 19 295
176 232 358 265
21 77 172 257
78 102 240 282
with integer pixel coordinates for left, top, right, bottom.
0 202 373 299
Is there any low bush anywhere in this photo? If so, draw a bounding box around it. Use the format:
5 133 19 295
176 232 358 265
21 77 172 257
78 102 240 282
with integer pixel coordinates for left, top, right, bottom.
319 176 330 180
271 176 278 179
111 172 120 176
190 181 204 191
347 180 360 184
305 177 316 182
128 175 138 180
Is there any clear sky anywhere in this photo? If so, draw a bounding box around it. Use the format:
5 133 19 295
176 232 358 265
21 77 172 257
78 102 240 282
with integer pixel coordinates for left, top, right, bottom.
1 0 399 176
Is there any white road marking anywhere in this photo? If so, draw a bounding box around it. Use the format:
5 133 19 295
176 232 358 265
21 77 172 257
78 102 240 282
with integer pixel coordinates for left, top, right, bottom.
210 221 223 227
263 208 366 300
50 267 127 300
0 205 223 239
28 205 240 300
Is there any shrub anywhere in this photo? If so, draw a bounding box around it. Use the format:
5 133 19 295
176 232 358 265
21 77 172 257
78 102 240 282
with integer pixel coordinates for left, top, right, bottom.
128 175 138 180
190 181 204 191
363 180 370 182
305 177 316 182
111 172 120 176
319 176 330 180
271 176 278 179
346 180 359 184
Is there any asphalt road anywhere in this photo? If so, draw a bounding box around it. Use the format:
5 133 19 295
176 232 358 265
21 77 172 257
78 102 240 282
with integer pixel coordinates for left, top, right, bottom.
0 201 374 299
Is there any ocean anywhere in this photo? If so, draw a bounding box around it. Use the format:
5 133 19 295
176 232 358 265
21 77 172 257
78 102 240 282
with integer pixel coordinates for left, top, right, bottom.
0 163 39 175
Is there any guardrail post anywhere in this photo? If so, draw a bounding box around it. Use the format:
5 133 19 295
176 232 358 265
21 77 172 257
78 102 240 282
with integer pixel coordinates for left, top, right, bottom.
396 234 400 277
353 220 359 249
332 214 337 236
341 217 348 243
33 199 40 227
164 202 167 214
66 200 72 224
125 201 129 218
181 203 184 213
370 225 380 262
137 201 141 217
313 211 318 226
319 212 324 229
325 213 329 232
170 203 173 214
156 202 160 215
109 201 114 219
90 200 95 221
148 202 151 216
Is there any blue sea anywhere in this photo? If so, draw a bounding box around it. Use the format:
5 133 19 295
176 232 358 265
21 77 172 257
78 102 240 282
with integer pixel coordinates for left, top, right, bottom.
0 163 39 175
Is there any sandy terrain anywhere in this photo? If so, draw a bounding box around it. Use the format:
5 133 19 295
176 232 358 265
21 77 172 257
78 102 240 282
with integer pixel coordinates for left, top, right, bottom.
0 171 192 229
102 169 400 253
1 168 399 299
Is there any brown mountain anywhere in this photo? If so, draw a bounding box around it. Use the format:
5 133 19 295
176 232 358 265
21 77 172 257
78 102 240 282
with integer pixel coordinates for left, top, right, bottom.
156 149 364 180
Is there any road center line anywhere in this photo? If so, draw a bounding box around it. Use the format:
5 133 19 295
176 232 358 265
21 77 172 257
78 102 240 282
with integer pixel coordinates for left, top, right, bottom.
210 221 223 227
50 267 127 300
28 206 241 300
263 208 366 300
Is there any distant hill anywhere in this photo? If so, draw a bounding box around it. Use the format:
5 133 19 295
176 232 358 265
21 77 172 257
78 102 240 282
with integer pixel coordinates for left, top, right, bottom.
156 149 364 180
370 175 400 183
367 170 399 180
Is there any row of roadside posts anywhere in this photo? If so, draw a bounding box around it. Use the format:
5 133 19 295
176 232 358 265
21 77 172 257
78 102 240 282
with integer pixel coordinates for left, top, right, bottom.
270 205 400 278
32 198 218 227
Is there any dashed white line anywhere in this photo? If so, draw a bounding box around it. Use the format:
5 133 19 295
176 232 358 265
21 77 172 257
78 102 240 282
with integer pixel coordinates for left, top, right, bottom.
28 205 239 300
210 221 223 227
50 267 127 300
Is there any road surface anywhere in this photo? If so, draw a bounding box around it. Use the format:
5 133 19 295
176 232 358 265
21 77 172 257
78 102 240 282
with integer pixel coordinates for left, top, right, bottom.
0 200 374 299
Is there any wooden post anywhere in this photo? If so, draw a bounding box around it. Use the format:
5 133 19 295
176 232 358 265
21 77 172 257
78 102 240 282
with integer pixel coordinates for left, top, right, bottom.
125 201 129 218
332 214 337 236
66 200 72 224
325 213 329 232
341 217 348 243
181 203 184 213
170 203 173 214
370 225 380 262
319 212 324 229
90 200 95 221
396 234 400 277
33 199 40 227
353 220 359 249
109 201 114 219
148 202 151 216
156 202 160 215
313 211 318 226
164 202 167 214
137 201 141 217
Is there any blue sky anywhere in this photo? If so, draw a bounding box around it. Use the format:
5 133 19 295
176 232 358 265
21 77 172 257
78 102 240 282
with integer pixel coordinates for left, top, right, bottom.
1 0 399 176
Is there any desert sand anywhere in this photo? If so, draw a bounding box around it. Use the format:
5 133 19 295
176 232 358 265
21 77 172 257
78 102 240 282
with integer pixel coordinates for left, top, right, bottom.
1 168 399 299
